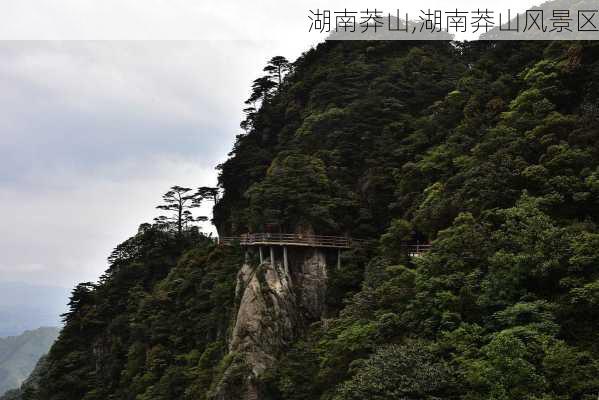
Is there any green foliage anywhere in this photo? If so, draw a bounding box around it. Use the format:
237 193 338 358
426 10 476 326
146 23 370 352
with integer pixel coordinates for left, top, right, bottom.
29 224 242 400
267 194 599 399
379 218 412 261
245 153 340 231
215 41 466 236
333 342 455 400
465 330 548 399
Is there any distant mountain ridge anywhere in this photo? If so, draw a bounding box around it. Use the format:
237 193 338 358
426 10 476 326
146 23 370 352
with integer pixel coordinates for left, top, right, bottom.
0 327 59 397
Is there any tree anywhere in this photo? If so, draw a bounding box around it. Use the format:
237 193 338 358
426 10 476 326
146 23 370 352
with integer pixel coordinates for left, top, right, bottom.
239 57 290 135
155 186 203 235
333 342 454 400
465 330 548 399
263 56 291 86
240 107 257 132
379 218 413 261
245 76 277 106
245 153 338 231
196 187 220 205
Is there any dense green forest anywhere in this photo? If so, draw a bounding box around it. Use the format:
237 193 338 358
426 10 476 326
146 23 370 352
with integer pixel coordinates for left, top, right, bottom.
7 40 599 400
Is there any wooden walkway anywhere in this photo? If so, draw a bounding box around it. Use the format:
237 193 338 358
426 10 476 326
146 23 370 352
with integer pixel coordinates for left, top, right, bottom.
218 233 432 259
219 233 361 249
403 244 432 257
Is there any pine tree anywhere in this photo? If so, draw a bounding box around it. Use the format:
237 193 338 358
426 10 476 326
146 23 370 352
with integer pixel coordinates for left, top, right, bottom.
155 186 202 235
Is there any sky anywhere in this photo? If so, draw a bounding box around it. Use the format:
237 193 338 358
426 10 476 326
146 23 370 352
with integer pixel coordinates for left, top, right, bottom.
0 40 312 289
0 0 544 295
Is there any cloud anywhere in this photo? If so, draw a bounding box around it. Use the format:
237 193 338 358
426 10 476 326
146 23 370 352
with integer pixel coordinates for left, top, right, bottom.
0 42 241 180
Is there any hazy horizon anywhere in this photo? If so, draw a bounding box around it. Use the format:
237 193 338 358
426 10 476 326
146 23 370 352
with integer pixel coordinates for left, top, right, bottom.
0 281 69 337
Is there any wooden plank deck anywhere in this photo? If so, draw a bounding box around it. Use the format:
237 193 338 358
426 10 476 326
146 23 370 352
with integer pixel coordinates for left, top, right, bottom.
218 233 360 249
403 244 432 257
218 234 432 256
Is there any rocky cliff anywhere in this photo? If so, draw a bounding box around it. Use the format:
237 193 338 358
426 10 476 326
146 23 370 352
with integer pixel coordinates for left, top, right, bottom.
214 247 329 399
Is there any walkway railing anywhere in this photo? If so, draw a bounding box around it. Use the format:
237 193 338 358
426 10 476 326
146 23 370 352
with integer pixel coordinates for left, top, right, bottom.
218 233 432 255
403 244 432 257
218 233 363 249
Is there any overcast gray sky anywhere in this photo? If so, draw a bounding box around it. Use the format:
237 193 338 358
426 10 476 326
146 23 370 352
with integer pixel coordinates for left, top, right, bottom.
0 40 311 288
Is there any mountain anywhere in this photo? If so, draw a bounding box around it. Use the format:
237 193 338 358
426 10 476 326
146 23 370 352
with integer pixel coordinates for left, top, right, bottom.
0 355 49 400
0 327 59 397
14 40 599 400
0 282 69 337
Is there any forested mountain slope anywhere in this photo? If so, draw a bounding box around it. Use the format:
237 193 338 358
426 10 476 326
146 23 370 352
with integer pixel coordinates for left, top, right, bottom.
15 40 599 400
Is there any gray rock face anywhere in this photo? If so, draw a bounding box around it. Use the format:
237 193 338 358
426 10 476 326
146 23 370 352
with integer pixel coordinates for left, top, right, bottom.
294 248 327 320
213 246 329 399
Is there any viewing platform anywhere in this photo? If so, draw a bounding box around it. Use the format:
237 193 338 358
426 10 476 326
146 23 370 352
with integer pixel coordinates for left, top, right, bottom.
218 233 366 268
218 233 363 249
218 233 431 267
404 244 432 258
